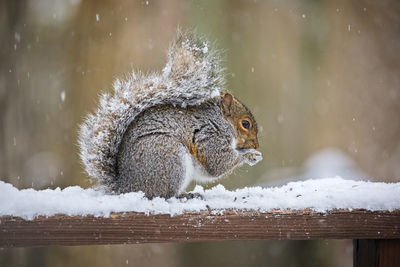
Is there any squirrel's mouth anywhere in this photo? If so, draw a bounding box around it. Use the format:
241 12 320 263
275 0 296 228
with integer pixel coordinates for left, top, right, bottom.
237 143 259 150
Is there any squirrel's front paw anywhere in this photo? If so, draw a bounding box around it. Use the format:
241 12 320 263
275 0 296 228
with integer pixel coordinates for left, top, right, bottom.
241 149 263 166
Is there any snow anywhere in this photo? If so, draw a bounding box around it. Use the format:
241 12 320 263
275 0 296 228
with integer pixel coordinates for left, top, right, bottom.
14 32 21 42
302 148 367 180
60 90 66 102
0 177 399 220
259 147 367 187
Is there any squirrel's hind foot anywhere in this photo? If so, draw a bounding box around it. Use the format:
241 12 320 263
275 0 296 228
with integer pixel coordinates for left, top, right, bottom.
177 192 204 200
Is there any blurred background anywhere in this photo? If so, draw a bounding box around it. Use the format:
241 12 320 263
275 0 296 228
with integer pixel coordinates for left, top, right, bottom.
1 0 399 266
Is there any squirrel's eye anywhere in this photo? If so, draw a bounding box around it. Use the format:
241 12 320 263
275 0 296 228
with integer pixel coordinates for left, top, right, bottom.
241 120 250 130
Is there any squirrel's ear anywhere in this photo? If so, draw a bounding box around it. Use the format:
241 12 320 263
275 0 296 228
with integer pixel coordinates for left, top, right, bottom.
221 92 233 116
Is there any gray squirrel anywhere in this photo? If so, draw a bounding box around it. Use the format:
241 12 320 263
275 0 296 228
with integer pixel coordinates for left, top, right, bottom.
78 30 262 198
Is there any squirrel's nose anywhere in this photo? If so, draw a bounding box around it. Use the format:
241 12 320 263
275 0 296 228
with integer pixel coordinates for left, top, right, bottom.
248 139 259 150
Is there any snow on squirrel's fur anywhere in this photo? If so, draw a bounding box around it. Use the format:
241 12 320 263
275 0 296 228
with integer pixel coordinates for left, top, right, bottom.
1 177 400 220
78 30 224 189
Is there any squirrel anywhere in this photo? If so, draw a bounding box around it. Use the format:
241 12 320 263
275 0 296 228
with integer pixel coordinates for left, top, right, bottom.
78 30 262 199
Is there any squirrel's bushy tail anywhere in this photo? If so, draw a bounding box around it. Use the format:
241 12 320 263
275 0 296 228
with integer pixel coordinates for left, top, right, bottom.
78 30 225 189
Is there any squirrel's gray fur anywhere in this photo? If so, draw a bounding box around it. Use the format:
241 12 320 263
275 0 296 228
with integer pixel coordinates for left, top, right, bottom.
116 99 241 198
78 30 261 198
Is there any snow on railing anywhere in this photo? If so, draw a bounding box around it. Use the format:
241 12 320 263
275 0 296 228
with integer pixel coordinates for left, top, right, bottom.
1 177 399 220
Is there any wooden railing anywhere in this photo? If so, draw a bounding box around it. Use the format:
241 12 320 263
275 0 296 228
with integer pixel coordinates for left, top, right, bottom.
1 209 399 266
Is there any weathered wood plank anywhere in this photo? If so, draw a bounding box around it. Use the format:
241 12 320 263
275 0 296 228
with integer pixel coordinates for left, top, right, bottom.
1 209 399 247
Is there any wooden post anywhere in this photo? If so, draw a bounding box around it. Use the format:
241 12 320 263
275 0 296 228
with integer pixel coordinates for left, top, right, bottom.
354 239 400 267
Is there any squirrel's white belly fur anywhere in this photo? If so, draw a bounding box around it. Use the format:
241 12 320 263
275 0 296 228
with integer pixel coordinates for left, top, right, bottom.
180 152 195 194
180 151 219 194
179 137 242 194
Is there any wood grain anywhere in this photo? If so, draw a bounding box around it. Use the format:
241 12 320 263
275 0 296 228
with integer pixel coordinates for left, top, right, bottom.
1 209 399 247
354 239 400 267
